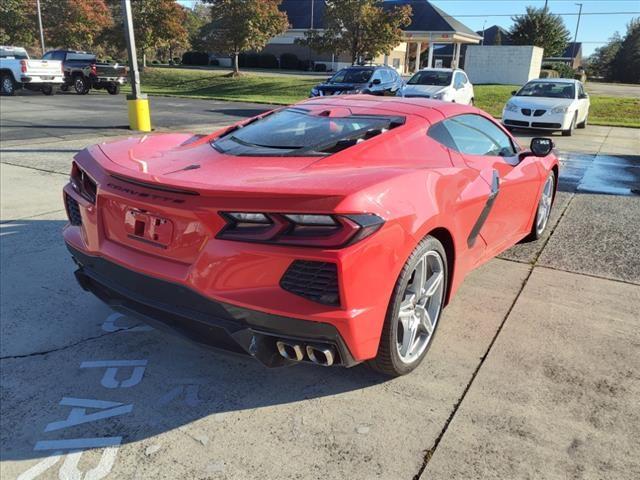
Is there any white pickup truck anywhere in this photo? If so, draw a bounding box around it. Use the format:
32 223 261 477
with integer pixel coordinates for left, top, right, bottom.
0 46 64 96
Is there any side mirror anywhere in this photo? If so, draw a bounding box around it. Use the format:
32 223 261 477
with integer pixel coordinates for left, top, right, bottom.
372 78 381 85
579 93 588 99
511 90 517 96
530 137 554 157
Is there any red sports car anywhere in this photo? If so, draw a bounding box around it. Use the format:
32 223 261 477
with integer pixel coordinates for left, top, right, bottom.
63 96 558 376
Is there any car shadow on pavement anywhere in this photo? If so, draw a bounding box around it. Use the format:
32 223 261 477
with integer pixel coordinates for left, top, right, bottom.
0 219 389 462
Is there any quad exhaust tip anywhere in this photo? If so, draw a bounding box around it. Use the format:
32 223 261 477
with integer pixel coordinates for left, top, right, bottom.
306 345 335 367
276 340 304 362
275 340 336 367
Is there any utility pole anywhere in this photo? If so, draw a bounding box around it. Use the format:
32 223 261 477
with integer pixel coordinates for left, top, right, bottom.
481 20 487 45
36 0 45 55
122 0 151 131
544 0 549 10
572 3 583 66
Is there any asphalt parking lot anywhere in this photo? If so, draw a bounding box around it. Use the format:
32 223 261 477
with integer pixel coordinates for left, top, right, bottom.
1 93 639 479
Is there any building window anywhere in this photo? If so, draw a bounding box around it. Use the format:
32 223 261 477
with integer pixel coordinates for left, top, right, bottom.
393 58 400 69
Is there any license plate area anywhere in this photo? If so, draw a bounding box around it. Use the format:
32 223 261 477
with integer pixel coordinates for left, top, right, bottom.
125 209 173 248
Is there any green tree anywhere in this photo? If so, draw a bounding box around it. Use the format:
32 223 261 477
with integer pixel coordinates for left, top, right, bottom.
586 32 622 81
298 0 412 65
612 18 640 84
0 0 37 50
41 0 113 51
510 6 570 57
103 0 189 67
201 0 289 75
184 1 211 52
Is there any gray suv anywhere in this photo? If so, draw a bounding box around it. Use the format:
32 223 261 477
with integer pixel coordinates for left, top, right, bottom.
310 66 404 97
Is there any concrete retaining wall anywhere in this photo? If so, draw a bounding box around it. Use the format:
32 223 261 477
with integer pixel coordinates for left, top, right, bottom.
465 46 543 85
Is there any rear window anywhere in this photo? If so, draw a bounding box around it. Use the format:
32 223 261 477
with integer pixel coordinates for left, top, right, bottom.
0 48 28 59
212 108 405 156
66 53 96 62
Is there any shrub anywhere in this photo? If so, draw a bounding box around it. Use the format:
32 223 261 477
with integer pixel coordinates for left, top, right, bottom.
298 59 312 71
182 51 209 66
172 57 180 64
280 53 299 70
540 69 559 78
209 58 219 66
543 62 575 78
258 53 279 68
245 53 260 68
151 60 159 64
314 63 327 72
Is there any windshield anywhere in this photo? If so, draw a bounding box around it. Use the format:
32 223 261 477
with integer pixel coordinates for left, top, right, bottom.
0 48 28 59
407 71 452 86
212 108 404 156
516 82 575 99
328 68 373 84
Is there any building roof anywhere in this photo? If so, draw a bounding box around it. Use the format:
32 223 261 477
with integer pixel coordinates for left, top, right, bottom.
544 42 582 60
477 25 512 45
279 0 481 39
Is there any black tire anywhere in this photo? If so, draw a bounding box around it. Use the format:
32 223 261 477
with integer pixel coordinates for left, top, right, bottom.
106 84 120 95
60 83 69 92
41 85 54 95
562 112 577 137
368 235 448 377
73 76 90 95
525 170 556 241
577 112 588 129
1 73 16 96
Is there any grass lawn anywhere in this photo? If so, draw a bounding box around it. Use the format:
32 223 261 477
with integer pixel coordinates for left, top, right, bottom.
128 68 640 128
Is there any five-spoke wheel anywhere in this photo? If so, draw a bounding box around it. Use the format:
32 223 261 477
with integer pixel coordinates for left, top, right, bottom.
369 236 447 376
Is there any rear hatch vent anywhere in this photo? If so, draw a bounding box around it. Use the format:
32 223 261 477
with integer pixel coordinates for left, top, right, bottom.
280 260 340 306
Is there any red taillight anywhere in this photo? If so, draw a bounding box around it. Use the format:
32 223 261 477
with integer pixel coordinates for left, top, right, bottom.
216 212 384 248
20 60 27 73
70 162 97 203
90 63 97 75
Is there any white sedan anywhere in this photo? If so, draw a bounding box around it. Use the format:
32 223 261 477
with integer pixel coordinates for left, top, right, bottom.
397 68 475 105
502 78 590 136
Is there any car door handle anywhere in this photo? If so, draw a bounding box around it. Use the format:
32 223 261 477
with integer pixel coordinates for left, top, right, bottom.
467 170 500 248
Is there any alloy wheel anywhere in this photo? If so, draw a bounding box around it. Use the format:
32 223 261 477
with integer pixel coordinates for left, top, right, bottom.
2 77 14 95
536 173 554 235
396 250 445 364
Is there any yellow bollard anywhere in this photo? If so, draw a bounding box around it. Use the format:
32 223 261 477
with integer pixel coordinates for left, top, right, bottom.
127 97 152 132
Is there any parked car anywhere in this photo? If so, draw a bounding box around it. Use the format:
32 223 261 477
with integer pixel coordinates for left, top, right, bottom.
398 68 475 105
42 50 127 95
0 46 64 96
502 78 590 136
63 96 558 377
309 65 403 97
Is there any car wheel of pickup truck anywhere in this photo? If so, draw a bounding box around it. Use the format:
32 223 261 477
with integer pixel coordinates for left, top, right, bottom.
106 84 120 95
74 76 90 95
41 85 54 95
1 74 15 96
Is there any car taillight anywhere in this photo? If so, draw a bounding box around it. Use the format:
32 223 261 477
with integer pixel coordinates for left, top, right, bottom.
90 63 97 75
20 60 27 73
217 212 384 248
70 162 97 203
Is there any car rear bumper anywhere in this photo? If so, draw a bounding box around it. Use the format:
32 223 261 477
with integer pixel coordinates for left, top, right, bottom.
20 75 64 84
67 243 358 368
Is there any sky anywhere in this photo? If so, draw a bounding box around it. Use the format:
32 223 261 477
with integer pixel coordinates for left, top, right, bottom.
178 0 640 57
429 0 639 56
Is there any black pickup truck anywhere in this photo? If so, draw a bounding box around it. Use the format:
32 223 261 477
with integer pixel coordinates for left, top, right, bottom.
42 50 127 95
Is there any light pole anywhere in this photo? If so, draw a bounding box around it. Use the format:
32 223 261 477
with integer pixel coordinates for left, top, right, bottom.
36 0 45 55
122 0 151 131
481 20 487 45
572 3 583 67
